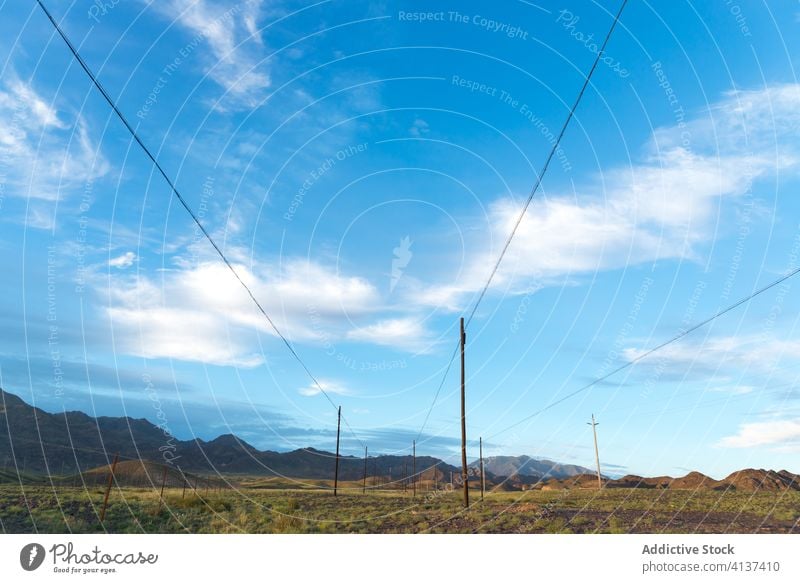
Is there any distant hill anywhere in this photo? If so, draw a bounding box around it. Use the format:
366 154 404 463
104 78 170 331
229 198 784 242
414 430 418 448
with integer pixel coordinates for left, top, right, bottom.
0 387 458 480
76 459 226 489
3 388 798 493
534 469 800 492
471 455 596 480
723 469 800 491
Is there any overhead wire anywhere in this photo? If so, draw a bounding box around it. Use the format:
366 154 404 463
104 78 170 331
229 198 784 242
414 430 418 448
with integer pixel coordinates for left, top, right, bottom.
487 265 800 440
416 0 630 441
34 0 366 450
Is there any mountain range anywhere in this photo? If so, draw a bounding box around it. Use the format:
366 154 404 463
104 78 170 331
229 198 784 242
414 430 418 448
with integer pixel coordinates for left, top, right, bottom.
471 455 599 480
2 388 799 493
0 388 590 481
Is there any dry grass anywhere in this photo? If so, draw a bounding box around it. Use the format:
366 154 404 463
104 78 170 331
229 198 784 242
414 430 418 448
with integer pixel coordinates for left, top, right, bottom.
1 484 798 534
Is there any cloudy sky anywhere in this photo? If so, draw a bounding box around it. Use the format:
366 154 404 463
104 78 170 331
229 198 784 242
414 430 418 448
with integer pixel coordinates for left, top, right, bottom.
1 0 800 478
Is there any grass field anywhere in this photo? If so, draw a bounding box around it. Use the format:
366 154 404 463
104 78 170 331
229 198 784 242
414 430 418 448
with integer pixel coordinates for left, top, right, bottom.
1 482 799 534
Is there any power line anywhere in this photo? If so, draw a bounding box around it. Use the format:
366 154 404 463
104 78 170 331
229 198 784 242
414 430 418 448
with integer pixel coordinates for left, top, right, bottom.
340 413 367 450
415 342 459 441
415 0 630 441
487 264 800 440
34 0 365 450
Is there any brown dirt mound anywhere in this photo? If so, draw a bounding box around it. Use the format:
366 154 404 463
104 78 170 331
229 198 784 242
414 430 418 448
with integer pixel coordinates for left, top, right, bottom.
540 473 605 490
609 475 672 489
721 469 800 492
491 480 520 492
540 480 567 491
668 471 723 490
80 459 225 489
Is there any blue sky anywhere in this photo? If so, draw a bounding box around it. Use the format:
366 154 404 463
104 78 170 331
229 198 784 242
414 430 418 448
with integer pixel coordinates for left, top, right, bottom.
1 0 800 479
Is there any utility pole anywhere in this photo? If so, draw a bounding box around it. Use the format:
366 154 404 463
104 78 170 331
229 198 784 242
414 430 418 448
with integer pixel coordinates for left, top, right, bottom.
460 317 469 508
403 462 408 492
334 406 341 496
158 465 168 512
159 466 167 501
362 446 368 494
480 436 485 500
412 440 416 497
99 453 119 523
588 414 602 489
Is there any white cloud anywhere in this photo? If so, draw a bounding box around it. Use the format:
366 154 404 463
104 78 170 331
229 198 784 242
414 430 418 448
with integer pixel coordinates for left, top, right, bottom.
718 419 800 448
623 335 800 371
710 385 754 395
26 205 56 230
414 84 800 310
0 78 107 206
346 317 436 353
147 0 270 108
298 379 351 397
109 252 137 269
409 118 430 137
109 302 265 368
105 257 382 367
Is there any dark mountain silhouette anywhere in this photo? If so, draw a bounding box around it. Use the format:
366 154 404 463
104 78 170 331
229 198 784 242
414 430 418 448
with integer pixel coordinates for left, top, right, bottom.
0 387 459 479
3 388 798 492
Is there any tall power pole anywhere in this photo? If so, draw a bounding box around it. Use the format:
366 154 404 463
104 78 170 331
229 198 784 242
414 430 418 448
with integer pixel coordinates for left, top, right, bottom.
479 436 485 500
99 453 119 523
334 406 341 496
412 440 416 497
362 446 368 494
588 414 602 489
460 317 469 508
159 465 168 510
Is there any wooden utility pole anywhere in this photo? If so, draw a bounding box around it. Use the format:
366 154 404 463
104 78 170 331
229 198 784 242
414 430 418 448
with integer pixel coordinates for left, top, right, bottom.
479 436 485 500
333 406 342 496
412 441 416 497
588 414 602 489
362 446 368 494
161 466 167 501
99 453 119 523
159 465 168 509
460 317 469 508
